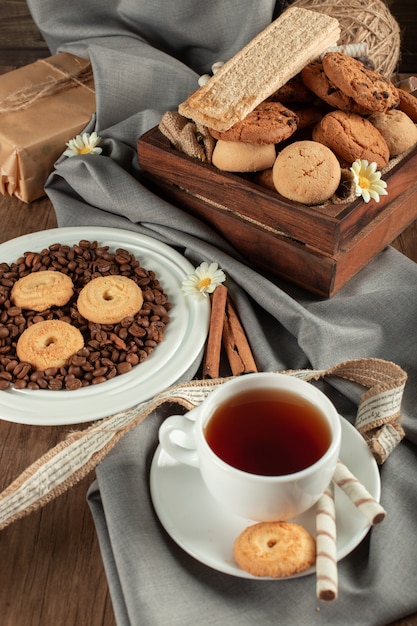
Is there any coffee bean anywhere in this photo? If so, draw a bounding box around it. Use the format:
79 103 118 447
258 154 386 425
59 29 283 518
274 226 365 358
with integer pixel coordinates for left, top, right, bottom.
14 362 31 379
65 376 83 391
92 376 107 385
14 379 27 389
117 362 132 375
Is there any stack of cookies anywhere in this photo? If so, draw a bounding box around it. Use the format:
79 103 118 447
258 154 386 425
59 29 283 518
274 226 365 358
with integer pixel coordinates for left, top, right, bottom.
175 8 417 206
305 52 417 169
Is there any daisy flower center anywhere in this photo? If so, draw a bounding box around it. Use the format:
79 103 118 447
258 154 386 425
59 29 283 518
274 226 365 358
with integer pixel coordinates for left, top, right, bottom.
358 176 371 190
198 277 212 289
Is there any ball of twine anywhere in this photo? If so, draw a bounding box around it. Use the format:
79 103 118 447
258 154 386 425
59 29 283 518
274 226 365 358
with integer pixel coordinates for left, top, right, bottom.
288 0 401 77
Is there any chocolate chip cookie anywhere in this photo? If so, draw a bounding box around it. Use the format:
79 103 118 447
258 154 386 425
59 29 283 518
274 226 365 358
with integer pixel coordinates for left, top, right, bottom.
268 74 316 105
322 52 399 113
301 60 372 114
208 101 298 145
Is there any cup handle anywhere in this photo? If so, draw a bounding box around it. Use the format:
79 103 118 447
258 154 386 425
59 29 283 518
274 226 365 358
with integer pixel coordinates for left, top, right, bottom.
158 411 199 467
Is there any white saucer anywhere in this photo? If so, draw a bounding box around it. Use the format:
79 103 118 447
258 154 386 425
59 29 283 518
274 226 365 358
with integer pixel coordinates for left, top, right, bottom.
150 415 381 579
0 227 210 425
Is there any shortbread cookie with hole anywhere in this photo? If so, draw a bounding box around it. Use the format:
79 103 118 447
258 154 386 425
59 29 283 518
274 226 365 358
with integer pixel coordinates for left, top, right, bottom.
77 275 143 324
11 270 74 312
16 320 84 370
233 521 316 578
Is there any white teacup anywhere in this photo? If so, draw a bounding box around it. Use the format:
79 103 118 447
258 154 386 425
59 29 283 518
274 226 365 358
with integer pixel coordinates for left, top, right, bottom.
158 372 341 521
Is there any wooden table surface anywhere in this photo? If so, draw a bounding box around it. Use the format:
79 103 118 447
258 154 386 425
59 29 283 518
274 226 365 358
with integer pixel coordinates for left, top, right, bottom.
1 2 417 625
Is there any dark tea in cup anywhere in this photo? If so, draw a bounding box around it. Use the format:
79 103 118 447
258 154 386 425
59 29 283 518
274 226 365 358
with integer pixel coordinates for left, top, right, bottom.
204 387 332 476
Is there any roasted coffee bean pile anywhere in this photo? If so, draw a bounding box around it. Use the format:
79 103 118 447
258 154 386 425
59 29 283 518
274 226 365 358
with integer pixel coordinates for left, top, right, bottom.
0 240 171 391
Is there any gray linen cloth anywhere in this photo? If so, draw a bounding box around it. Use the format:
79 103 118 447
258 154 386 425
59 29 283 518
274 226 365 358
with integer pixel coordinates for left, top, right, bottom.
27 1 417 624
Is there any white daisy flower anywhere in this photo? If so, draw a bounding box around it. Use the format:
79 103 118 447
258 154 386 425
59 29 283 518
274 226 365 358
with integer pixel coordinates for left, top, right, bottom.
350 159 388 203
181 262 226 298
63 131 103 157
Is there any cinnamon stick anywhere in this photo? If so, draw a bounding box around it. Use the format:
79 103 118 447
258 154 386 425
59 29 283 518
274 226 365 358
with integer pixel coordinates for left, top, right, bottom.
202 284 228 379
222 295 257 376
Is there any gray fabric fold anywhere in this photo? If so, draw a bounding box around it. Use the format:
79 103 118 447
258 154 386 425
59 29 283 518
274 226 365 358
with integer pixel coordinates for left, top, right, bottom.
88 410 417 626
26 1 417 623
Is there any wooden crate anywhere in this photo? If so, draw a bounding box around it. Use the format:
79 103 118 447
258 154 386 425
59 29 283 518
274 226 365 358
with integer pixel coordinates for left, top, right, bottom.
137 127 417 297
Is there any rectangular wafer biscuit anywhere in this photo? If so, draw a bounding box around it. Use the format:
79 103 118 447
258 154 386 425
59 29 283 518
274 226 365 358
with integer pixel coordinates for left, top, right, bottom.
178 7 340 131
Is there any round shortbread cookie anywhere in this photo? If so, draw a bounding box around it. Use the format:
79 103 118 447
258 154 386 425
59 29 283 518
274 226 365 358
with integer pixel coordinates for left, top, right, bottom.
301 60 372 115
272 140 341 205
312 110 390 170
16 320 84 370
322 52 399 113
368 109 417 157
212 139 276 172
209 102 298 145
77 275 144 324
11 270 74 312
233 521 316 578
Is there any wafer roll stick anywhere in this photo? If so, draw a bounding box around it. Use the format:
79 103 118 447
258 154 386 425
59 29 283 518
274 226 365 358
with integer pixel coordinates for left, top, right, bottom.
179 7 340 131
333 460 386 525
202 284 228 379
316 481 338 602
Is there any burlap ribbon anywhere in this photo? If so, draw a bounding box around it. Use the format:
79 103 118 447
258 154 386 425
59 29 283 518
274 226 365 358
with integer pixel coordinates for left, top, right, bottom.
0 357 407 531
159 111 215 162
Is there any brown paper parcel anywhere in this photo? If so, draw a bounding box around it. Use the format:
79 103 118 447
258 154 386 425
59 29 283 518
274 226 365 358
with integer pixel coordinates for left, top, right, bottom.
0 53 96 203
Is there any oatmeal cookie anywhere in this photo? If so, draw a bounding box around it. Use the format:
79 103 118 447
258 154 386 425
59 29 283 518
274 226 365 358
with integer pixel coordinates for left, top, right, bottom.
312 110 390 169
368 109 417 157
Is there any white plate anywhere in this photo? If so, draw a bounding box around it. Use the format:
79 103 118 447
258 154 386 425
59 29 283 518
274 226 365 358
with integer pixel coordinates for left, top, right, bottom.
150 415 381 579
0 227 210 425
